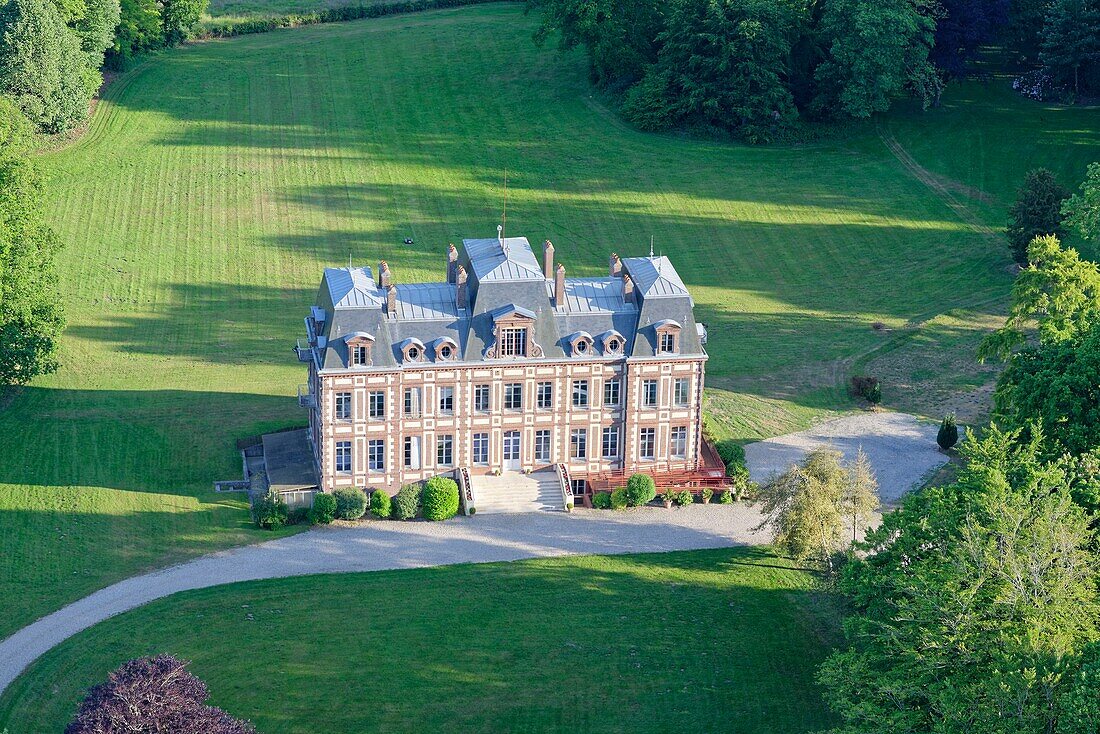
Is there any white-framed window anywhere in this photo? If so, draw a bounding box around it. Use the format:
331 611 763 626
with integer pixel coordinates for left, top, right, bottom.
674 377 690 407
368 439 385 472
335 440 352 473
671 426 687 459
472 433 489 464
437 342 455 361
572 380 589 408
404 387 420 417
603 379 620 407
642 380 658 407
403 436 421 469
500 327 528 357
534 430 551 462
639 428 656 460
438 386 454 415
368 391 385 420
437 435 453 466
570 478 587 495
570 429 587 460
536 382 553 410
335 392 352 420
602 427 619 459
352 344 369 366
474 384 490 412
658 332 676 354
504 383 523 411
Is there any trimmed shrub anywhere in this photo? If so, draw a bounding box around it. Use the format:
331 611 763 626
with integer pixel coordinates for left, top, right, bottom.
592 492 612 509
391 483 421 520
937 415 959 451
670 489 694 506
624 473 657 507
369 489 391 519
421 476 460 521
309 493 337 524
701 488 713 503
286 507 311 526
333 487 366 520
610 487 629 510
718 489 735 504
253 489 287 530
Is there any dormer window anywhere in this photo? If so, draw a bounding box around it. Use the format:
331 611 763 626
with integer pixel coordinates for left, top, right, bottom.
407 346 420 360
568 332 594 358
435 338 458 362
400 338 425 364
653 320 682 355
659 333 675 353
345 332 374 367
500 327 528 357
599 330 625 357
575 340 588 354
487 304 543 359
353 345 369 365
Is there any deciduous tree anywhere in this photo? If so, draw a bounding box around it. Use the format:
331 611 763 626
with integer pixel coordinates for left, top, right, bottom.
1063 162 1100 243
161 0 207 45
1040 0 1100 97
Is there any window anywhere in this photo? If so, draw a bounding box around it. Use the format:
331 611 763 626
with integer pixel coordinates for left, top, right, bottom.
500 327 528 357
572 380 589 408
606 337 622 354
659 332 675 354
403 387 421 417
642 379 658 407
602 426 619 459
574 338 589 355
474 384 490 412
570 429 587 460
603 379 620 407
671 426 687 459
352 344 369 366
335 392 352 420
368 391 385 420
335 440 352 473
406 346 420 361
472 433 489 464
438 386 454 415
403 436 421 469
368 439 385 472
438 343 454 360
536 382 553 410
504 383 523 411
534 430 551 462
674 377 691 407
639 428 656 460
570 478 587 495
437 435 453 466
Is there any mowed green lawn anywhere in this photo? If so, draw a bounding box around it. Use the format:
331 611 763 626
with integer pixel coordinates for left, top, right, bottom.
1 3 1096 642
0 548 843 733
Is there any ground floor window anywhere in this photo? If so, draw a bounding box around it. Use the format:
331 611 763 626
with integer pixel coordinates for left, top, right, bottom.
472 432 489 464
335 440 352 473
534 429 551 462
639 428 655 460
570 478 587 496
368 439 385 472
670 426 687 459
602 426 619 459
437 434 453 466
570 428 587 460
403 436 421 469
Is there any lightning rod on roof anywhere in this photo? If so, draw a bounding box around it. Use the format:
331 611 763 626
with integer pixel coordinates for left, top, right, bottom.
649 235 654 258
500 168 508 252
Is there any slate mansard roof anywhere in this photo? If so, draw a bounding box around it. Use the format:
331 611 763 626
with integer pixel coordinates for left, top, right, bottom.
307 234 705 371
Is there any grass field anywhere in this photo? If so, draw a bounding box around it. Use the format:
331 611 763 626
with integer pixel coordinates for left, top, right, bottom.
0 3 1097 645
0 548 843 733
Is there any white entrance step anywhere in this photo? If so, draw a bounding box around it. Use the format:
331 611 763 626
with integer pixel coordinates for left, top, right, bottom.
468 469 565 514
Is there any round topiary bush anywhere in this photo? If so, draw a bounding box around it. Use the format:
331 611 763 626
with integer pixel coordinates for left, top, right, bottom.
369 489 391 519
717 489 735 504
624 473 657 507
391 483 421 520
333 487 366 520
254 489 288 530
592 492 612 509
610 487 628 510
421 476 460 521
309 492 337 524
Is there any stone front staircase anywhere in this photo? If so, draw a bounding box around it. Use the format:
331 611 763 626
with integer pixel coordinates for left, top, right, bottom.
467 469 565 514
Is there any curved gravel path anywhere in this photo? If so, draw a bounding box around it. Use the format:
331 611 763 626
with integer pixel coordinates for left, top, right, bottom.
0 505 767 697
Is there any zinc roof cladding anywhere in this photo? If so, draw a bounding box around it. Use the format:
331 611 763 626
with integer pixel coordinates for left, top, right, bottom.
325 266 383 308
394 282 461 320
544 277 639 314
463 237 544 282
489 303 537 321
622 256 691 300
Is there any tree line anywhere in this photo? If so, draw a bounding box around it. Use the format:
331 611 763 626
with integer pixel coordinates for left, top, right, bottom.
0 0 207 134
528 0 1100 142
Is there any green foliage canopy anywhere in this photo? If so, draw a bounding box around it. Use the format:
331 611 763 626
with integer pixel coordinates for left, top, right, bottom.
420 476 459 521
1007 168 1070 264
1064 162 1100 243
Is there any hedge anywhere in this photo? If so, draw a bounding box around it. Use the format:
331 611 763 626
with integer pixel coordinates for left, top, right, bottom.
333 487 367 520
309 492 338 524
391 483 421 520
370 489 392 519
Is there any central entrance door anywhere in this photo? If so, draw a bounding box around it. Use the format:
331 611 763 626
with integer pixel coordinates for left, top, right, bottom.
503 431 522 471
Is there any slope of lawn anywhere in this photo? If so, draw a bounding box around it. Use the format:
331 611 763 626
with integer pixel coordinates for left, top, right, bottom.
1 2 1095 643
0 548 843 733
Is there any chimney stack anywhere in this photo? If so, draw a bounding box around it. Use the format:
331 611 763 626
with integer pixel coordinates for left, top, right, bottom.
554 263 567 309
543 240 555 280
609 253 622 278
385 284 397 317
622 273 635 303
378 260 392 289
455 265 468 311
446 243 458 284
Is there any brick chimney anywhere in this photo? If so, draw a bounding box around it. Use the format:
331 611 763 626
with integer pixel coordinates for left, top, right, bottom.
385 284 397 317
446 243 458 284
609 253 622 277
455 265 468 311
543 240 555 280
622 273 635 303
378 260 392 289
554 263 567 309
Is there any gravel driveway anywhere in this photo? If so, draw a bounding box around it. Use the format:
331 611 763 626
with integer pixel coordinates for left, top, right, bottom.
744 412 948 503
0 505 767 698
